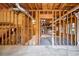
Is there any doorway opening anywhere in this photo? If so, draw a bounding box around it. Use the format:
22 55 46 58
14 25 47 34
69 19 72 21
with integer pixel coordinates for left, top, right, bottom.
40 18 52 45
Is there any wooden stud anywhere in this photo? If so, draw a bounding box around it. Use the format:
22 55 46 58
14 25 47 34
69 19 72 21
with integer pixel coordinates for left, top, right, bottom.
52 11 54 45
7 10 11 45
35 11 39 45
9 10 11 45
13 11 16 44
74 16 77 45
1 10 4 45
53 11 55 45
54 11 55 45
22 14 25 44
53 11 56 45
59 11 61 45
11 11 14 45
1 10 5 45
27 15 30 45
14 11 17 44
5 10 9 44
63 11 65 45
16 12 19 45
64 15 66 45
31 11 33 37
67 14 69 45
14 12 18 44
70 13 73 45
5 10 8 45
38 11 40 45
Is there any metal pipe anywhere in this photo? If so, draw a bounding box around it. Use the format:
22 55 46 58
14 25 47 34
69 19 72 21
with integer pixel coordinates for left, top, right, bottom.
15 3 34 20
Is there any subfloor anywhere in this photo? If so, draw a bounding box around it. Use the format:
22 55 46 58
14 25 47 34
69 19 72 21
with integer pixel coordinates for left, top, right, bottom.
0 46 79 56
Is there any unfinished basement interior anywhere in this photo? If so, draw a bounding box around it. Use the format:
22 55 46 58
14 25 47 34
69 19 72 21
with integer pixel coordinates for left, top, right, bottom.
0 3 79 56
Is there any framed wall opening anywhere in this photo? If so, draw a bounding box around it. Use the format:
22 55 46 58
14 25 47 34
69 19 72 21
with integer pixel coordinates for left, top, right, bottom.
40 18 52 45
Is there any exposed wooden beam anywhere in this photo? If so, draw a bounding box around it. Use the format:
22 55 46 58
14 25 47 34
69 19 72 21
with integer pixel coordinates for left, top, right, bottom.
47 3 53 10
59 3 67 10
22 4 31 10
35 3 38 10
42 3 48 10
0 4 4 9
2 4 9 9
54 5 79 23
28 4 33 10
52 4 55 10
33 3 37 10
36 3 41 10
6 3 17 9
53 3 60 9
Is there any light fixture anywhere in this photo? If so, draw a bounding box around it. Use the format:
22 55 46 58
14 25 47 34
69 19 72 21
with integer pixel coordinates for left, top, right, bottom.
32 20 36 24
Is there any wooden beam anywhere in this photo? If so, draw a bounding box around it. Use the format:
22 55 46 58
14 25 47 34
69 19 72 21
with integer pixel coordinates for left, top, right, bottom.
35 11 39 45
28 4 33 10
0 16 4 45
29 10 67 11
63 11 65 45
35 3 38 10
38 11 40 45
0 4 4 9
59 11 61 45
70 13 73 45
74 16 77 45
10 11 14 44
7 11 11 44
42 4 48 10
59 3 67 10
47 3 53 10
33 3 37 10
54 11 56 45
52 11 54 45
2 4 9 9
54 5 79 23
53 3 60 10
20 4 30 10
66 14 69 45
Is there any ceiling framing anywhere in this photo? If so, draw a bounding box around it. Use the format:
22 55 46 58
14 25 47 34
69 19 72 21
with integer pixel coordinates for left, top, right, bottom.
0 3 78 11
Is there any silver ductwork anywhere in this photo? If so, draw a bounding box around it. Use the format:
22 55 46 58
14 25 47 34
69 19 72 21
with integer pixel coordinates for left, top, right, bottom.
15 3 34 20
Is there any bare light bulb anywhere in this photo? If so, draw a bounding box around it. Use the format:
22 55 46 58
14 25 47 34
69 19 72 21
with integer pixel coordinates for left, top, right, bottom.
32 20 36 24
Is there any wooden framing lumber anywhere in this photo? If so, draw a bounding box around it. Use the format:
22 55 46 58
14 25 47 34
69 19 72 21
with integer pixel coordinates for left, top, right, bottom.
54 6 79 23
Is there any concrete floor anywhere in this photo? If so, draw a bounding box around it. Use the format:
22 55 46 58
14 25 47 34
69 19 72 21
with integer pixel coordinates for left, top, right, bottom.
40 37 52 45
0 46 79 56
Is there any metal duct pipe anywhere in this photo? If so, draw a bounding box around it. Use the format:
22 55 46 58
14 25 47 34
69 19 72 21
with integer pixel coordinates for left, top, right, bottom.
15 3 34 20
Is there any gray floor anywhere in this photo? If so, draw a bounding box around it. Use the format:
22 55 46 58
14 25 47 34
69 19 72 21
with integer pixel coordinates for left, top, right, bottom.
40 37 52 45
0 46 79 56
